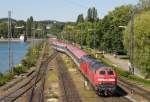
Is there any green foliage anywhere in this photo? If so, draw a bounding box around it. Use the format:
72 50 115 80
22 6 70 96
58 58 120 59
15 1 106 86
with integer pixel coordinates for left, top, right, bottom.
61 5 133 52
14 20 26 37
13 65 27 75
22 47 40 68
35 23 47 38
118 55 129 59
0 23 8 37
86 7 98 22
0 72 14 85
138 0 150 11
101 5 133 52
48 23 64 36
76 14 84 24
124 11 150 75
128 75 150 86
26 16 34 37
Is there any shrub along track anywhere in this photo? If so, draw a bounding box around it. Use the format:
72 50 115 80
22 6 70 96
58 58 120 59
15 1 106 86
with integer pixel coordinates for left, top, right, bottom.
56 54 82 102
28 51 57 102
0 42 57 102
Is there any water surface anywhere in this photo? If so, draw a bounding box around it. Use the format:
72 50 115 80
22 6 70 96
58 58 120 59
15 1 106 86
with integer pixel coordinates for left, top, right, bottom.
0 42 29 73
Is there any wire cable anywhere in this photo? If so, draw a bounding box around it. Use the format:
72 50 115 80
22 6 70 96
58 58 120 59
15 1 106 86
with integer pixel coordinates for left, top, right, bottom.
62 0 89 9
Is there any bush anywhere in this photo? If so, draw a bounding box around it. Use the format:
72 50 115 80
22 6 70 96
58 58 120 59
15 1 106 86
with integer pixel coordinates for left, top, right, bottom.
124 11 150 75
0 72 14 85
118 70 130 77
118 55 129 59
13 65 27 75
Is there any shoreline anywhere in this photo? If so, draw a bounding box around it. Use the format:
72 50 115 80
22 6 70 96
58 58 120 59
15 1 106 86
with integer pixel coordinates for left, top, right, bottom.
0 38 42 42
0 38 22 42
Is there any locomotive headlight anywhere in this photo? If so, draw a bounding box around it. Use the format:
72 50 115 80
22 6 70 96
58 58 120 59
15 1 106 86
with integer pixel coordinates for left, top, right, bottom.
108 79 115 81
98 78 115 81
98 78 104 81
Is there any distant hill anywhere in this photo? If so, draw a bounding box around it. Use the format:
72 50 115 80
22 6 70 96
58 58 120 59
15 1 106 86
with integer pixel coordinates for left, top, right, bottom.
0 18 75 26
37 20 65 25
37 20 75 25
0 18 16 23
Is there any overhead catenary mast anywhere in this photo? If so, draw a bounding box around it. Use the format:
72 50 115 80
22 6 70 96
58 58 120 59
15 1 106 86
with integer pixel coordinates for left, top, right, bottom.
93 14 97 50
8 11 13 72
130 11 135 75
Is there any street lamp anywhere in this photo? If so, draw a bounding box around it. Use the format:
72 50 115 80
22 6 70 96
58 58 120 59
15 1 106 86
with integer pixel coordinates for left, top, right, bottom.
118 22 134 75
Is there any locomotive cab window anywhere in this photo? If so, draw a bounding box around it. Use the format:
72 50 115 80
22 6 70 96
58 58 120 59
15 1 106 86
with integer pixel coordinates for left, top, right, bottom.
99 71 105 75
107 70 114 75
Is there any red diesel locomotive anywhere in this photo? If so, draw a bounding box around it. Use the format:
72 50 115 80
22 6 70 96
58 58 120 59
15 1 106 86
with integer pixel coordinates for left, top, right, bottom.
52 41 117 96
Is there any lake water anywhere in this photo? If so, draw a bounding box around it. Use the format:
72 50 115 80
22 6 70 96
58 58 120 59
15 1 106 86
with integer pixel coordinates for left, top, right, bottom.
0 42 29 73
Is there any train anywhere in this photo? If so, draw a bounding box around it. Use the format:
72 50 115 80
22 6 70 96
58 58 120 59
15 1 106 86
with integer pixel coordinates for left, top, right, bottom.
52 40 117 96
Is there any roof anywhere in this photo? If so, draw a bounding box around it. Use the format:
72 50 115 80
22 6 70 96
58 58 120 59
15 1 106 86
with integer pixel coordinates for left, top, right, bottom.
81 55 106 72
90 60 105 71
53 41 66 47
67 45 87 59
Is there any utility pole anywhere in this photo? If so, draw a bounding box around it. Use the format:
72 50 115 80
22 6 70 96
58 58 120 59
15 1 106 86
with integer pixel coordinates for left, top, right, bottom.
130 11 135 75
93 17 96 50
8 11 13 72
32 21 35 47
80 23 83 49
25 22 28 41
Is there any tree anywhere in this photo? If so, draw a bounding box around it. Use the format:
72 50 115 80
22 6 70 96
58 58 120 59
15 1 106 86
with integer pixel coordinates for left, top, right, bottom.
137 0 150 11
92 7 98 21
86 7 98 22
0 23 8 38
123 11 150 76
101 5 133 52
76 14 84 24
14 20 26 37
26 16 34 37
48 23 64 36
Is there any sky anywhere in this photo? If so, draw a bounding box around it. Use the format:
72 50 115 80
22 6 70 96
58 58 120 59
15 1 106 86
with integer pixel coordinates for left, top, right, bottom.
0 0 139 22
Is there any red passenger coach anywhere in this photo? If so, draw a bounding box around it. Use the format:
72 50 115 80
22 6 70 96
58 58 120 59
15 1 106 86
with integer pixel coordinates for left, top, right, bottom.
52 41 67 52
52 40 117 96
67 45 87 59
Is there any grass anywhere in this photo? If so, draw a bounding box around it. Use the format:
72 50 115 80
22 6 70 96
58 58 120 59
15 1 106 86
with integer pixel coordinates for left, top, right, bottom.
118 55 129 59
45 92 59 99
48 68 58 82
44 60 59 101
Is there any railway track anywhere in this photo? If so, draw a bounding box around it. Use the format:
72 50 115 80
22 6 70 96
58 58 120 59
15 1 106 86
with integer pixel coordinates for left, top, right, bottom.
118 77 150 101
58 53 132 102
56 54 82 102
28 51 57 102
0 42 47 102
51 41 150 102
0 42 57 102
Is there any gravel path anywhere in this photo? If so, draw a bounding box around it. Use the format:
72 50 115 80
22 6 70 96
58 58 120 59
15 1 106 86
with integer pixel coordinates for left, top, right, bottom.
104 54 144 78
